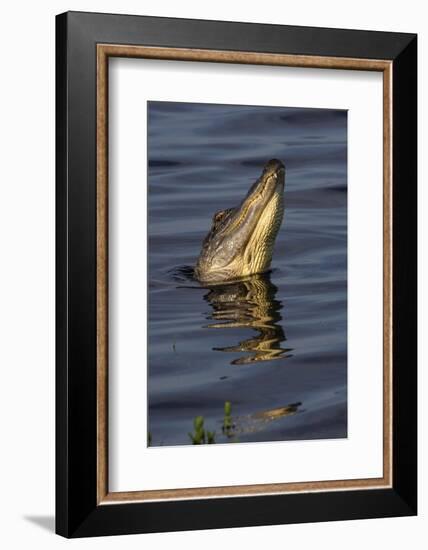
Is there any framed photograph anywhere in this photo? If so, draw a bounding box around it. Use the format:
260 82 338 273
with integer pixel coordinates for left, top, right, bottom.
56 11 417 537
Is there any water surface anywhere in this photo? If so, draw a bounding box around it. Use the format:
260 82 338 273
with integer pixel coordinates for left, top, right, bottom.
148 101 347 446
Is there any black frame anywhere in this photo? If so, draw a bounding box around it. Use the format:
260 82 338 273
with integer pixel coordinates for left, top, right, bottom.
56 11 417 537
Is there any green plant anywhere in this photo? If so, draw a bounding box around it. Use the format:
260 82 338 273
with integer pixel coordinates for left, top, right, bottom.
222 400 234 436
188 415 216 444
206 430 216 444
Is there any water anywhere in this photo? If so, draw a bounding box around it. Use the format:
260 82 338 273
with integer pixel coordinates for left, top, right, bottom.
147 101 347 446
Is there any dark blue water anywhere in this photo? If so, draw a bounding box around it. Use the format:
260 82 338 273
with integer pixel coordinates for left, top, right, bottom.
148 101 347 446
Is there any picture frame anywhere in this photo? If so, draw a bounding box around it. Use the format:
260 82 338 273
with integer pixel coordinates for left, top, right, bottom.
56 11 417 537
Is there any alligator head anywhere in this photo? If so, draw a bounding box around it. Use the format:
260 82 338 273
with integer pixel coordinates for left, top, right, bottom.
195 159 285 283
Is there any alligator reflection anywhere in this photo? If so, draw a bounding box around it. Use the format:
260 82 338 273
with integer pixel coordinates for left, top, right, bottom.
202 273 293 365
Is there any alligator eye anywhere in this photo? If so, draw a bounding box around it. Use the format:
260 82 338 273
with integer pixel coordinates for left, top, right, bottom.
213 209 229 224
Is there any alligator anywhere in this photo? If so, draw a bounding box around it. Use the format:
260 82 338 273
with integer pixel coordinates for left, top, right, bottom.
195 159 285 283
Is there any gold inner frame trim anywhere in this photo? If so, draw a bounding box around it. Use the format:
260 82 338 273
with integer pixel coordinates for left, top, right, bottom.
96 44 393 505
